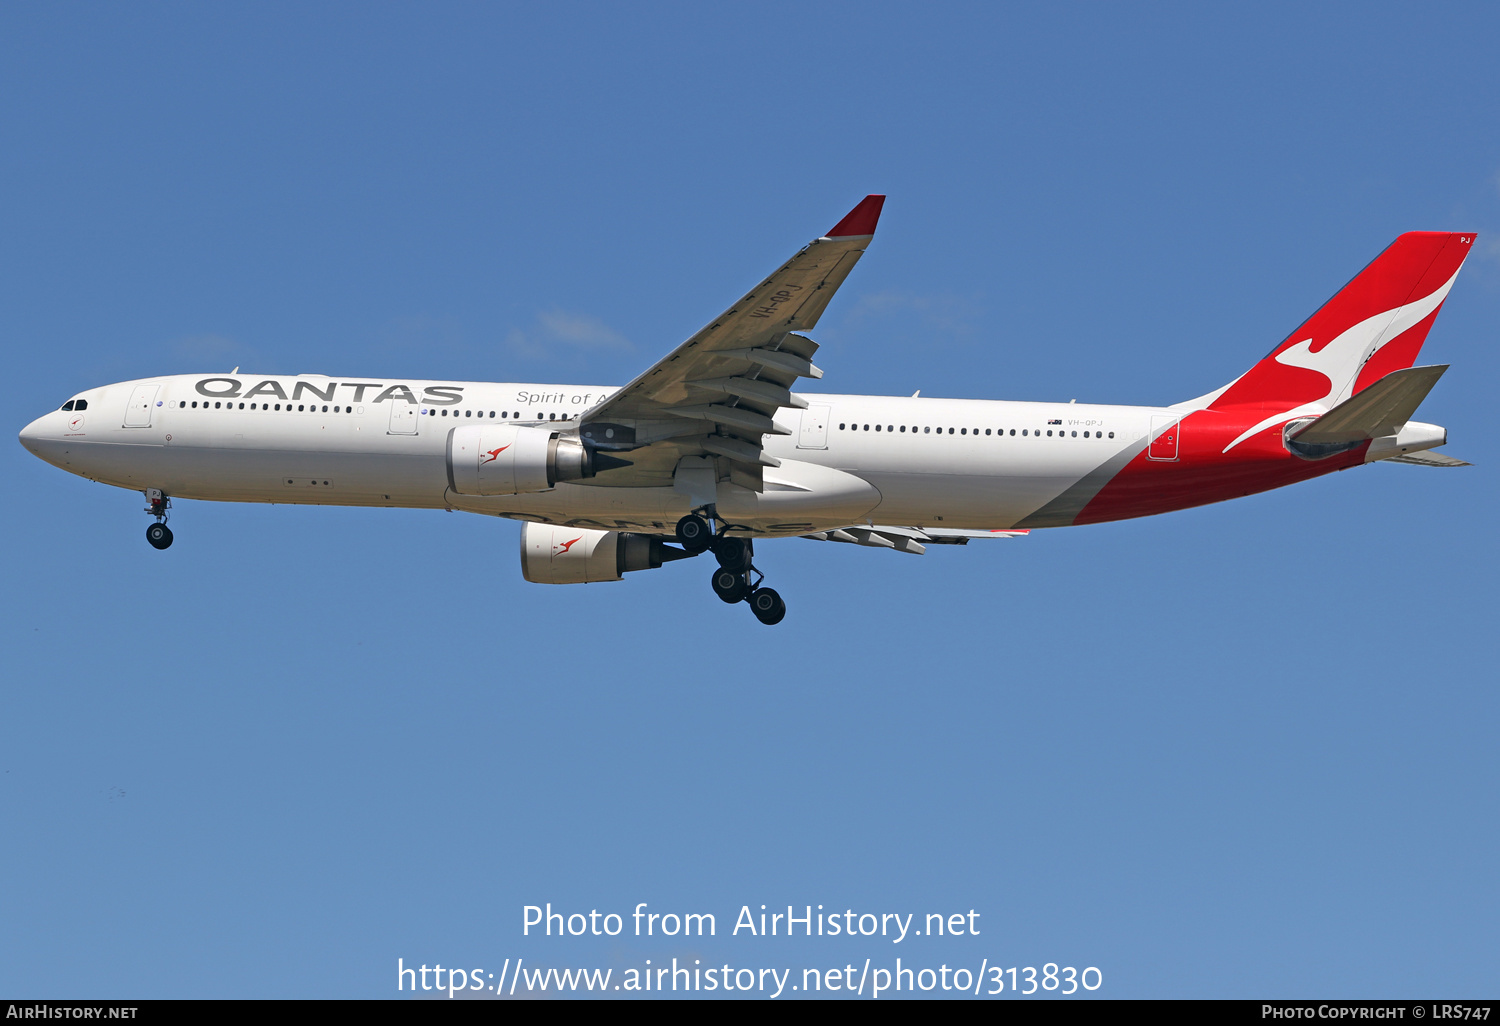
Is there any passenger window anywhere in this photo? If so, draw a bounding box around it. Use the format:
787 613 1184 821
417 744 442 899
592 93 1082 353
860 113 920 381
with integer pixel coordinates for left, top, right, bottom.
502 411 509 419
924 426 930 434
489 411 495 418
948 428 954 434
1010 429 1016 436
1108 431 1115 438
1071 431 1077 437
985 429 991 435
899 425 906 432
875 424 881 431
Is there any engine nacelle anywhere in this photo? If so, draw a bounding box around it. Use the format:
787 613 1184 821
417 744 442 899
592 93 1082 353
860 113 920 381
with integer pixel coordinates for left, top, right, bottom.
519 524 693 584
447 424 594 495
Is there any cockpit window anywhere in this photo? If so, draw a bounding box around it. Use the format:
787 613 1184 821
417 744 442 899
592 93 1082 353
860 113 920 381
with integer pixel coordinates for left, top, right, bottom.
61 400 74 411
60 399 88 411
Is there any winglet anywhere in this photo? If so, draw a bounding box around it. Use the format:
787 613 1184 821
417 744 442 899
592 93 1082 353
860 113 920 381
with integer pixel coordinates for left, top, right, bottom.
826 194 885 238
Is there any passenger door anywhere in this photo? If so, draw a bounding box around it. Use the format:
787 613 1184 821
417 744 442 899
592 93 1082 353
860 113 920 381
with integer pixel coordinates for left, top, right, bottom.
123 384 159 427
1148 415 1180 460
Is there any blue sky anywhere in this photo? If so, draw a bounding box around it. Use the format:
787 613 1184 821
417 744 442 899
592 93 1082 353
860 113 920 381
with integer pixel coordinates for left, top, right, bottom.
3 2 1498 999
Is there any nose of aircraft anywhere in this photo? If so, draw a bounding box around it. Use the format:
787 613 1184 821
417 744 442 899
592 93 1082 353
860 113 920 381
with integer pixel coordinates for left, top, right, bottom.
18 412 67 466
19 414 47 455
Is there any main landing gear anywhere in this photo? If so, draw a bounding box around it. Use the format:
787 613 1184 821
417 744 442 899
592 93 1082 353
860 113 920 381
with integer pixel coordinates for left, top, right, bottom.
144 489 173 550
677 511 786 626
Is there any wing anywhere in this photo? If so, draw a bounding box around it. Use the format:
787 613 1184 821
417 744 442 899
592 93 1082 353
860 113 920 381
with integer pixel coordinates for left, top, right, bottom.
577 195 885 490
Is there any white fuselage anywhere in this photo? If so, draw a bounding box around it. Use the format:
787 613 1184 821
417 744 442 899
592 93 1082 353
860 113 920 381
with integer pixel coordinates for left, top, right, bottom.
21 373 1163 534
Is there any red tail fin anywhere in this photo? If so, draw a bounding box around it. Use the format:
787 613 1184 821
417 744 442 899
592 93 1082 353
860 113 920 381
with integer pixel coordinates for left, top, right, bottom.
1210 232 1474 413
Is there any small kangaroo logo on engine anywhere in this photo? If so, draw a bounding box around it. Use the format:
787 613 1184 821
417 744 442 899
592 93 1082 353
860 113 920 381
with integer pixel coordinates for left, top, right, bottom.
479 444 510 465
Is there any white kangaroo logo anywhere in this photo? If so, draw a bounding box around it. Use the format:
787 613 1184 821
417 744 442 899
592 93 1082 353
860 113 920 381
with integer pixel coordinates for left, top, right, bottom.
1222 268 1460 452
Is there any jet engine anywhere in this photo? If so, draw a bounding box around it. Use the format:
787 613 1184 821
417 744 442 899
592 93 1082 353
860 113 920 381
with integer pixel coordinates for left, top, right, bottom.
448 424 601 496
519 524 696 584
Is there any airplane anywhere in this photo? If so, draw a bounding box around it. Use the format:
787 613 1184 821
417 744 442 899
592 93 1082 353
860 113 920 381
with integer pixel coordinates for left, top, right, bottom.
18 196 1475 625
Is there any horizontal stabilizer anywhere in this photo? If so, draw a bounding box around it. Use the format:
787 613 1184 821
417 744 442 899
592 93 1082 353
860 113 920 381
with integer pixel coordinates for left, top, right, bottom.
801 525 1028 554
1290 365 1447 445
923 527 1030 542
1383 450 1471 467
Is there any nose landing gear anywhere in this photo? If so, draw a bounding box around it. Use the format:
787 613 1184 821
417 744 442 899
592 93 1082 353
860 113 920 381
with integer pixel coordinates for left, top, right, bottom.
144 489 173 550
679 508 787 626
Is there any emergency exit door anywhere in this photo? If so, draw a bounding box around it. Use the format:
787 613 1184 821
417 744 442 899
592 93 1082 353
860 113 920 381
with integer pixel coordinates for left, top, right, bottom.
798 404 830 449
388 402 418 435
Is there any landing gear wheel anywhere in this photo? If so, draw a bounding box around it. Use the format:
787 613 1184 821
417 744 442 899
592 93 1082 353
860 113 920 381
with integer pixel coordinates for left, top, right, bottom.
710 567 750 604
146 523 173 550
749 587 786 625
713 536 752 573
676 514 712 554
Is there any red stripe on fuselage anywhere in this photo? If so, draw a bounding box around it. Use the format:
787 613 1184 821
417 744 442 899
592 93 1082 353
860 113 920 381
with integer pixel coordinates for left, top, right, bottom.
1074 409 1367 525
